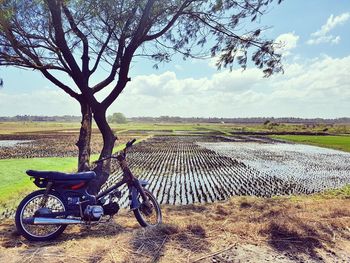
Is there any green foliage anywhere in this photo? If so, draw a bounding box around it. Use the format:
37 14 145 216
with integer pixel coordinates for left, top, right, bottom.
271 135 350 152
108 112 127 124
0 157 77 210
321 185 350 199
0 143 127 211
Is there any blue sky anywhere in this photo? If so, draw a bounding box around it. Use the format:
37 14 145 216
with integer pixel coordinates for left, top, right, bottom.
1 0 350 118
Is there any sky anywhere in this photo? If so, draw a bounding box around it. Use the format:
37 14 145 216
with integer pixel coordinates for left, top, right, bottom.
0 0 350 118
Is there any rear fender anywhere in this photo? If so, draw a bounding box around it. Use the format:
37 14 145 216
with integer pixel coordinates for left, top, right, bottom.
32 177 48 188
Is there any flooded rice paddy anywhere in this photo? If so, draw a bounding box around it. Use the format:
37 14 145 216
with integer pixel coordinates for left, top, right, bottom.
0 140 32 148
104 135 350 207
199 141 350 194
1 134 349 219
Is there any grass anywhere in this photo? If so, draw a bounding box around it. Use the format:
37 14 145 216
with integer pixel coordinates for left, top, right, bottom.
0 157 77 210
271 135 350 152
1 189 350 262
320 184 350 198
0 121 241 137
1 121 349 137
0 122 81 134
0 141 138 212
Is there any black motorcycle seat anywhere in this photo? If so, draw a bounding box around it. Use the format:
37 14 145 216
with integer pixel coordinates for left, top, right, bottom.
26 170 97 181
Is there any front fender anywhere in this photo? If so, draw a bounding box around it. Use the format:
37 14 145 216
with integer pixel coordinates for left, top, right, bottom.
139 179 149 187
130 179 149 210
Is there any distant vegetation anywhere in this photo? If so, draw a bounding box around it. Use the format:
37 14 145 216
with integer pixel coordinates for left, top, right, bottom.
271 135 350 152
1 115 350 125
0 115 81 122
107 112 128 124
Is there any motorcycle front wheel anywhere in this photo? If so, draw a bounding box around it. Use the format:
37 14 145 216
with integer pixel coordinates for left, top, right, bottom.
133 189 162 227
15 190 67 241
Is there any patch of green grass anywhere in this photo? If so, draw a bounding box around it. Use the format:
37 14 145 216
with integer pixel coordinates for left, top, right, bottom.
275 185 350 204
319 185 350 199
271 135 350 152
0 157 77 211
0 140 141 212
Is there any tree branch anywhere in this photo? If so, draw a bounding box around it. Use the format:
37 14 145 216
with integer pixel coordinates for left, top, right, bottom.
46 0 84 86
92 36 124 94
40 69 81 100
144 0 193 41
62 3 90 77
89 28 114 76
129 0 156 47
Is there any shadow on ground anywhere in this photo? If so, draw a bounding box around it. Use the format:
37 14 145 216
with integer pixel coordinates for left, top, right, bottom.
265 220 323 261
130 223 209 263
0 219 126 249
256 205 350 261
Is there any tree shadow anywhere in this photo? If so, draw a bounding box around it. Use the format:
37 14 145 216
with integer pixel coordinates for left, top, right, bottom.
130 223 209 262
165 204 208 213
0 219 126 249
262 218 325 261
0 221 24 248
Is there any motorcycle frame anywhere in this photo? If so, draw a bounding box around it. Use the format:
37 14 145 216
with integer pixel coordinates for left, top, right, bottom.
39 153 149 219
95 171 149 210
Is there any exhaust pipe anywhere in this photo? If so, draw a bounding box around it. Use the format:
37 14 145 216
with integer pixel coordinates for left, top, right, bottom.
23 217 84 225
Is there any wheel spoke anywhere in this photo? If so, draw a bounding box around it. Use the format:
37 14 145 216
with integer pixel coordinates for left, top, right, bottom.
137 191 161 226
20 194 65 238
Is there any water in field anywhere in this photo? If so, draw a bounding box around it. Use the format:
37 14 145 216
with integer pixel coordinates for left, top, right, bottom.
198 142 350 193
104 136 350 208
2 135 350 219
0 140 32 147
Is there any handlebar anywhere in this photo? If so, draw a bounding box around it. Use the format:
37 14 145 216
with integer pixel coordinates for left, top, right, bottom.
126 138 136 148
93 138 137 164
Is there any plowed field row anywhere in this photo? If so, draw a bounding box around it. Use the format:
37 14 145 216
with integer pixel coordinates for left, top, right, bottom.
200 141 350 194
0 132 134 158
103 136 303 207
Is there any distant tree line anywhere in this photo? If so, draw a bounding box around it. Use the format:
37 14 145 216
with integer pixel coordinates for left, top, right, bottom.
0 115 349 124
129 116 350 124
0 115 81 122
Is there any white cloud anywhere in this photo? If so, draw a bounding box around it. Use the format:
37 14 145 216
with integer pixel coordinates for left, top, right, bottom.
0 87 79 116
2 55 350 118
275 32 300 56
107 55 350 118
308 13 350 45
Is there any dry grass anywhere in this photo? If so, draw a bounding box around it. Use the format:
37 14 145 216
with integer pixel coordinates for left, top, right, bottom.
1 195 350 262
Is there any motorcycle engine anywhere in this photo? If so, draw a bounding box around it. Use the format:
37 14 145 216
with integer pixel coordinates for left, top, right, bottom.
103 202 120 216
84 205 104 220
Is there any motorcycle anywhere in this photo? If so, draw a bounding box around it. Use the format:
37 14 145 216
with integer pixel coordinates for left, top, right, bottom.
15 139 162 241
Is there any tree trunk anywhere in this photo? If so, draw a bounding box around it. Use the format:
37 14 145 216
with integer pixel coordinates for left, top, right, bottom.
88 108 117 195
76 100 92 172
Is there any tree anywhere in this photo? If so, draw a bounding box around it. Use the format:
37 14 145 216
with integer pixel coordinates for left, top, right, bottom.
0 0 284 194
108 112 128 124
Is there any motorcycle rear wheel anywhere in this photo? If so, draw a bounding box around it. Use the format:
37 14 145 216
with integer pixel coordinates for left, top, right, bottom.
15 190 67 241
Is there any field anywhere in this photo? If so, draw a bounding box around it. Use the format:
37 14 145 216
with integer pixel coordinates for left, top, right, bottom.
271 135 350 152
1 122 350 218
1 121 350 262
104 135 350 210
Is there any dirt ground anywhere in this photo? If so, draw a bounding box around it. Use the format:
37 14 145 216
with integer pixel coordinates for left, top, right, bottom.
1 196 349 263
